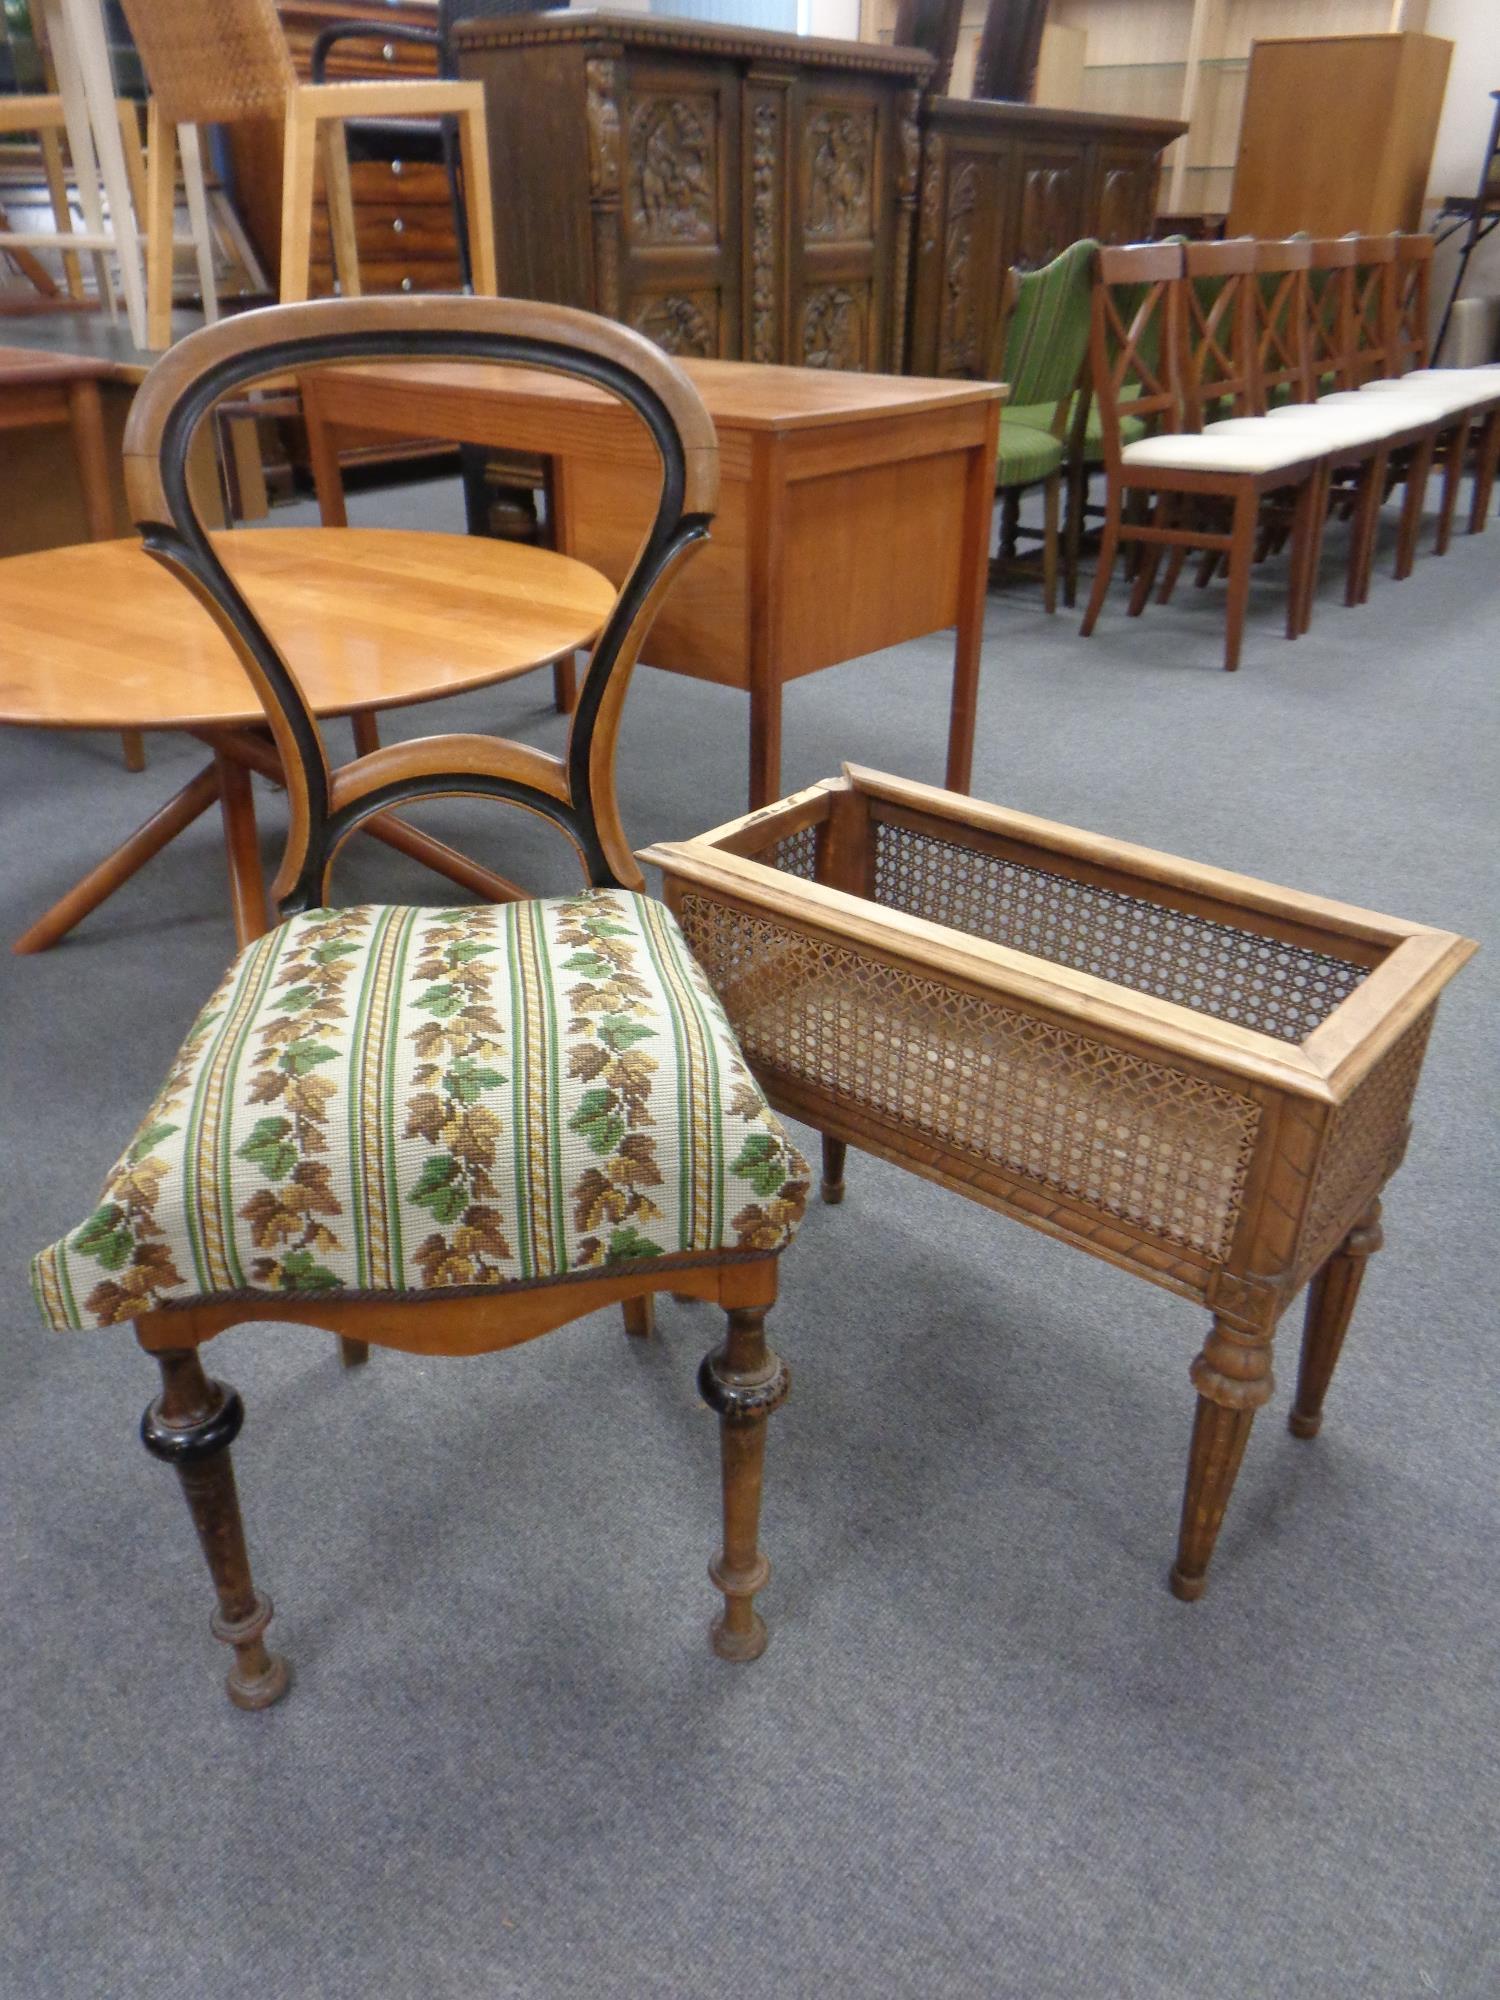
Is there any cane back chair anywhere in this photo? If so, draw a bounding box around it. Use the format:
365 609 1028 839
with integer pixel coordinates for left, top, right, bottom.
31 297 808 1709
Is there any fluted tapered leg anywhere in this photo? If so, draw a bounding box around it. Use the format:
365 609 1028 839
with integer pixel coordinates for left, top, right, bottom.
140 1345 289 1710
1171 1310 1276 1602
698 1308 789 1661
1290 1200 1383 1440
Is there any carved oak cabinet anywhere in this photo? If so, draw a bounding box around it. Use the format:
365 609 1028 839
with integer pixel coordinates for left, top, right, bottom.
457 11 934 369
911 97 1185 377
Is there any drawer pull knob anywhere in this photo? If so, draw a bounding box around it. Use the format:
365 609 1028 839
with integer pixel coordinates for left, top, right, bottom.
382 42 395 60
401 277 413 292
390 159 403 177
392 217 405 234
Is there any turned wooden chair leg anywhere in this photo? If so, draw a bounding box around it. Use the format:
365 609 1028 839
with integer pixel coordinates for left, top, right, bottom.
622 1295 655 1339
698 1307 788 1661
139 1344 290 1710
1062 458 1088 608
1041 471 1060 615
1290 1200 1383 1440
1170 1310 1276 1601
821 1134 847 1205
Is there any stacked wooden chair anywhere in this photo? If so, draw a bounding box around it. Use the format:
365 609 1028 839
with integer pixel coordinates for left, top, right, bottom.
30 297 808 1709
1080 233 1500 670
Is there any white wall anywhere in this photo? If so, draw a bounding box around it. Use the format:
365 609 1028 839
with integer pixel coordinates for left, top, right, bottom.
1423 0 1500 324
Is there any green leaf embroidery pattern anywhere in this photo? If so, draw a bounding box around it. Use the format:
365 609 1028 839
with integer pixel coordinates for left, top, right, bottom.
410 1152 467 1224
73 1204 134 1272
597 1014 657 1052
271 984 319 1014
562 951 615 979
443 1058 506 1106
414 983 465 1019
569 1087 626 1157
282 1038 339 1078
731 1132 787 1197
605 1224 663 1262
237 1116 299 1182
279 1248 340 1292
446 940 497 966
127 1121 179 1165
311 940 362 966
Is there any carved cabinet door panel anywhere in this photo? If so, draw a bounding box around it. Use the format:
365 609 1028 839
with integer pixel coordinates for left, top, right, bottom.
909 129 1017 379
1009 139 1088 273
1093 143 1165 246
619 61 743 360
786 76 899 371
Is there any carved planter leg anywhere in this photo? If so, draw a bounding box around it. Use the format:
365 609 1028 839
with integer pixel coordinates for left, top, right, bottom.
1290 1200 1383 1440
140 1345 289 1710
821 1135 847 1206
698 1307 789 1661
1171 1312 1276 1602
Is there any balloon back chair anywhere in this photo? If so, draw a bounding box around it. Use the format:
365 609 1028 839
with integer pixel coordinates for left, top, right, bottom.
31 296 809 1709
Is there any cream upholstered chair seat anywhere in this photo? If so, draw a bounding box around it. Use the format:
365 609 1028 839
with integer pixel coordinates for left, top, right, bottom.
34 893 807 1331
1121 429 1324 475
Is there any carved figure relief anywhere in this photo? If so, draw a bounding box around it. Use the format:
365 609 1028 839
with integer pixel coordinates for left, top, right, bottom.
750 100 780 365
585 59 621 201
897 89 922 203
802 284 865 370
941 162 980 377
632 292 716 358
1098 162 1152 246
804 107 873 241
918 136 944 257
1017 161 1081 269
628 97 717 244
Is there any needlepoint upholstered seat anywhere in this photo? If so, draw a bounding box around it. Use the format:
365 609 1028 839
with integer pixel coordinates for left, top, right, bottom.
31 296 807 1710
33 892 806 1328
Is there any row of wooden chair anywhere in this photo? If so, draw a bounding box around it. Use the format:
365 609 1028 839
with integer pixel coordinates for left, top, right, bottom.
1078 234 1500 671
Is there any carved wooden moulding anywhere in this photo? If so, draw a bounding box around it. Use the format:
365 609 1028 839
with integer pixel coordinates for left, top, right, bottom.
646 767 1475 1600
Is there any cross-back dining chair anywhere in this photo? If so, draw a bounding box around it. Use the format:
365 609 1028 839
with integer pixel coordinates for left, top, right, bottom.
31 296 809 1709
116 0 498 344
1078 241 1327 672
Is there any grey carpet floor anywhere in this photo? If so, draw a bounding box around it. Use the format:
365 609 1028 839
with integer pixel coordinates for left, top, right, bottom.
2 476 1496 2000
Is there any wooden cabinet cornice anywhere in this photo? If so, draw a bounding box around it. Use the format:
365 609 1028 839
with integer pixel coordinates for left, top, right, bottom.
911 95 1185 378
456 9 934 370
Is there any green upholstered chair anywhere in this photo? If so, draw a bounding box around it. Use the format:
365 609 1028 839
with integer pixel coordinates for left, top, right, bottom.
31 296 808 1709
989 238 1097 611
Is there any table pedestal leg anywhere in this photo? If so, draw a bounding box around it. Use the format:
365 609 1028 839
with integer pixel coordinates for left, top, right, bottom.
13 762 220 954
214 750 270 947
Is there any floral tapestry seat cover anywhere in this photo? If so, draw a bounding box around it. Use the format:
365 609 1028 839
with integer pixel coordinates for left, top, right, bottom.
33 892 809 1331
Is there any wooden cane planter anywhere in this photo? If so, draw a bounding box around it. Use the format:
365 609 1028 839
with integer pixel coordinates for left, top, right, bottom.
643 766 1476 1598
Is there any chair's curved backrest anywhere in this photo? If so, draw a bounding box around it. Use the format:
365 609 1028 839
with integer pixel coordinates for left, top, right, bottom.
123 295 718 915
117 0 296 124
994 237 1099 417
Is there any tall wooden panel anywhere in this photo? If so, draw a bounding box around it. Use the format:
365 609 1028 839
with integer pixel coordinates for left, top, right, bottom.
1227 33 1452 238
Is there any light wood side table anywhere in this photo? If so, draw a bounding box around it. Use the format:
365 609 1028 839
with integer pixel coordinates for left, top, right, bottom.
299 358 1005 811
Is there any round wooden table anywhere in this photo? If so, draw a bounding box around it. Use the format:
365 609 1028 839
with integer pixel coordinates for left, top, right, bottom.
0 527 615 952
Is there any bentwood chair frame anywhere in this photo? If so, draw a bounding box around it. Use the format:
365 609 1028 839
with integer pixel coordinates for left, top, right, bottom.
117 0 498 345
106 295 791 1707
1079 242 1325 673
